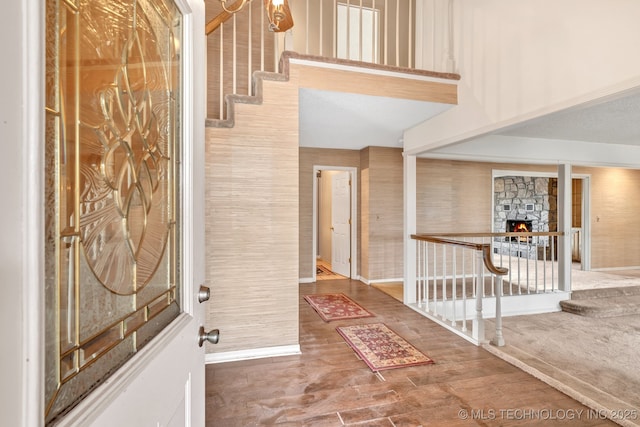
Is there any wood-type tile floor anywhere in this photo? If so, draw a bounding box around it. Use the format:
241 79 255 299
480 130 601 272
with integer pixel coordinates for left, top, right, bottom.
205 279 616 426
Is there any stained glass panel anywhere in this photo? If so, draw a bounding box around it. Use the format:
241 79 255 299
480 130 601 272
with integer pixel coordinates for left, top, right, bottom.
44 0 183 423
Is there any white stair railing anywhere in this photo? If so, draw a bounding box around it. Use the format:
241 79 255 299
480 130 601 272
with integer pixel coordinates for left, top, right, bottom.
410 232 566 346
411 234 508 346
290 0 415 68
205 0 420 119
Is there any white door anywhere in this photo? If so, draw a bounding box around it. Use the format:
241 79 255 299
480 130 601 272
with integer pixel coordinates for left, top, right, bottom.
13 0 208 425
331 171 352 277
59 0 208 425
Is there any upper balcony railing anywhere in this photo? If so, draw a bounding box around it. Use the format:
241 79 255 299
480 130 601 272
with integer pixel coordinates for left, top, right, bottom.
206 0 418 119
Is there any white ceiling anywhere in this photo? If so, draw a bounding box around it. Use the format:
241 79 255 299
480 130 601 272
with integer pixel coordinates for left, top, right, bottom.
298 88 454 150
426 90 640 168
298 82 640 169
496 92 640 146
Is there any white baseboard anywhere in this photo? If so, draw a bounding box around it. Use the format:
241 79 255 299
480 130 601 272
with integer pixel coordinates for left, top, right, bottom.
591 266 640 272
299 277 314 284
361 277 404 285
205 344 301 364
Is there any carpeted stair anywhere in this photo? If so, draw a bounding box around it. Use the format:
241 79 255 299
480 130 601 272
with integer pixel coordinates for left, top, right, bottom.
560 285 640 317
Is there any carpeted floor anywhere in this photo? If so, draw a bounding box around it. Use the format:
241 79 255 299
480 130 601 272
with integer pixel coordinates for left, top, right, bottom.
484 311 640 426
370 269 640 426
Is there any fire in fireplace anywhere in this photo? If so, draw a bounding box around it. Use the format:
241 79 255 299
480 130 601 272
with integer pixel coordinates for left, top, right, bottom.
506 219 533 242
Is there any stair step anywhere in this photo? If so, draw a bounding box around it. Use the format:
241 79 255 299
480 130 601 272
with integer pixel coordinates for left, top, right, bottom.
206 71 288 129
569 285 640 300
560 291 640 318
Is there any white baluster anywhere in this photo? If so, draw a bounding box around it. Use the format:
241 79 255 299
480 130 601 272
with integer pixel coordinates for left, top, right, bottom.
424 240 429 308
472 249 485 343
318 0 322 56
218 25 224 119
441 244 447 320
260 1 265 70
395 0 399 66
408 0 413 68
451 246 457 327
247 3 252 94
432 242 437 316
333 0 337 58
359 0 363 61
417 240 422 308
232 14 237 94
461 245 467 332
306 0 310 54
383 0 388 65
551 236 556 291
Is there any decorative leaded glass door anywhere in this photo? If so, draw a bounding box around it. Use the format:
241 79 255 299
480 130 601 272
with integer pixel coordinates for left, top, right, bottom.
44 0 206 424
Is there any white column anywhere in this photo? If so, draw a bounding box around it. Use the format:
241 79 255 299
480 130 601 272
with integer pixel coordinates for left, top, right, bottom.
404 153 417 304
558 163 572 292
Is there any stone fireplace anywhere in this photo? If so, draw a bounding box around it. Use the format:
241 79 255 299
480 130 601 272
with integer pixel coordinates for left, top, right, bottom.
494 176 556 259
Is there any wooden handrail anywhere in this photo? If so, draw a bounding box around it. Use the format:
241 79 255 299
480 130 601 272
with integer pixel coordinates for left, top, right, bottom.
206 0 247 35
482 246 508 276
414 231 564 238
411 234 485 250
206 0 293 35
411 234 509 276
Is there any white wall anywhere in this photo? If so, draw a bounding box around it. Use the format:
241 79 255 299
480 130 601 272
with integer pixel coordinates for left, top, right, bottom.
408 0 640 153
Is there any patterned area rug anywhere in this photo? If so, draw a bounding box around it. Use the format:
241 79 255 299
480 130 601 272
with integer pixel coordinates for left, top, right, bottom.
336 323 435 371
304 293 374 322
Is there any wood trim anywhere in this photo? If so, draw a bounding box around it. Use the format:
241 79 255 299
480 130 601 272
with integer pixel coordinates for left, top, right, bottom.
294 63 458 104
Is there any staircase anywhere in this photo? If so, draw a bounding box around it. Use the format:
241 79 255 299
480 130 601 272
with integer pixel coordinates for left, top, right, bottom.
560 286 640 317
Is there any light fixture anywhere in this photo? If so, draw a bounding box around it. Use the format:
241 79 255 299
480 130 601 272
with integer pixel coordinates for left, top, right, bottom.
264 0 294 32
216 0 294 33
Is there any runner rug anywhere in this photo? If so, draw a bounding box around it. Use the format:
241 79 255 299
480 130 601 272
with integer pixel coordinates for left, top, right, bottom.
304 293 374 322
336 323 435 371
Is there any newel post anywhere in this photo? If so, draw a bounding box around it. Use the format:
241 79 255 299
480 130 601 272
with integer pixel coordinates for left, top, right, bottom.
491 275 505 347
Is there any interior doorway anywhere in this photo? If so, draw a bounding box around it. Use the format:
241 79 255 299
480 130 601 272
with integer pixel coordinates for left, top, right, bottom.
312 166 358 281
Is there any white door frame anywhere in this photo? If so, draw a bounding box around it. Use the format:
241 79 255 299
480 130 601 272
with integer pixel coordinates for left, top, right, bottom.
579 175 591 271
312 165 358 281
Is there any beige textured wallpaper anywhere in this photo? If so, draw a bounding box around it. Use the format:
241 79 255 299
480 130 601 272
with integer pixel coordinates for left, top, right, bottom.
205 78 300 354
577 166 640 269
363 147 404 281
416 160 640 270
204 56 458 356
